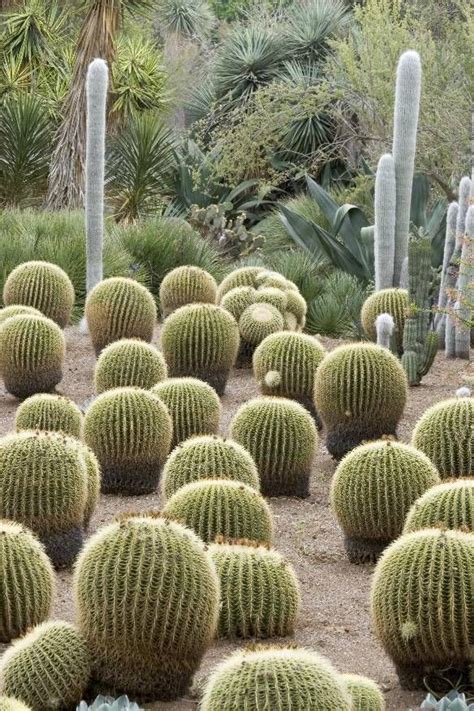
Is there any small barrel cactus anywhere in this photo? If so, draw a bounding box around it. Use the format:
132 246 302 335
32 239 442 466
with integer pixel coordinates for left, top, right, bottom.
85 277 157 355
421 691 474 710
255 287 287 313
94 339 167 393
83 387 172 495
151 377 220 449
411 396 473 478
341 674 385 711
0 698 32 711
0 431 88 568
331 440 440 563
3 261 75 328
159 265 217 316
161 435 260 499
230 397 318 498
256 270 298 292
74 514 219 700
314 343 408 459
0 521 54 642
220 286 257 321
361 288 408 353
0 621 90 711
253 332 326 422
217 266 264 301
285 290 307 330
161 304 239 395
163 479 273 544
238 303 284 346
77 697 142 711
403 479 474 533
0 314 65 399
209 538 300 639
15 393 83 438
0 305 43 325
77 442 101 529
371 528 474 689
200 646 352 710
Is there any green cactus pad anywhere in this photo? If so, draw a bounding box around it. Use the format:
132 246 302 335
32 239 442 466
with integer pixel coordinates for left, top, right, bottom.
361 289 408 353
230 397 317 498
159 266 217 316
77 442 101 529
0 521 54 643
0 306 43 325
163 480 273 544
0 431 87 568
74 515 219 700
341 674 385 711
15 394 82 438
331 440 440 563
217 267 264 302
209 539 300 639
239 304 284 346
3 261 75 328
94 339 167 393
285 290 307 329
161 435 260 499
0 621 90 711
371 529 474 690
314 343 407 459
220 286 257 321
403 480 474 534
411 396 473 478
83 387 172 495
85 277 157 355
255 287 288 314
0 314 65 399
200 646 351 710
161 304 239 395
0 698 32 711
151 378 220 449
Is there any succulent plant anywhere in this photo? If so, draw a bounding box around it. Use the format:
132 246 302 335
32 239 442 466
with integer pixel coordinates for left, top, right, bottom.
85 277 157 355
0 698 32 711
421 691 474 710
331 440 440 563
163 479 273 544
371 529 474 690
255 287 287 314
341 674 385 711
3 261 75 328
0 621 90 711
161 303 239 395
314 343 408 459
0 521 54 643
83 387 172 495
200 646 352 710
0 314 65 399
77 697 142 711
94 339 167 393
210 538 300 639
285 290 307 329
151 377 220 449
161 435 260 499
230 397 318 497
238 303 284 346
361 288 408 354
217 267 264 302
220 286 257 321
374 153 396 291
412 396 473 478
15 394 83 438
77 442 101 529
403 480 474 534
256 270 298 292
0 431 88 568
0 306 43 325
159 265 217 316
74 514 219 700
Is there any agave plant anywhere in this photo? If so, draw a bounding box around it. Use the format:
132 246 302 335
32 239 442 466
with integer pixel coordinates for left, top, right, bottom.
77 696 142 711
421 691 474 710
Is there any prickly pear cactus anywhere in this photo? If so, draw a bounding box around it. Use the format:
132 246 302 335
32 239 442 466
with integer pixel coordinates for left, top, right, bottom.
404 480 474 534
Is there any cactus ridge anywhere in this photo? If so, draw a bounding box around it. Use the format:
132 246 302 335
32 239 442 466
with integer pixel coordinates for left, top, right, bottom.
238 304 284 346
0 306 43 325
94 339 167 393
217 267 264 302
404 479 474 533
15 393 83 438
220 286 257 321
341 673 385 711
159 266 217 316
254 287 288 314
361 289 408 354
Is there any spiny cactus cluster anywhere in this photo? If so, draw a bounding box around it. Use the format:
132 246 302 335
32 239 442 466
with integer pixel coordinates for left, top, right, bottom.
404 479 474 533
331 440 440 563
94 339 167 393
15 393 83 438
361 289 408 354
74 514 219 700
0 305 42 325
314 343 407 459
3 261 75 328
161 435 260 499
217 267 265 301
83 387 172 495
159 265 217 316
230 396 318 498
152 377 221 449
341 674 385 711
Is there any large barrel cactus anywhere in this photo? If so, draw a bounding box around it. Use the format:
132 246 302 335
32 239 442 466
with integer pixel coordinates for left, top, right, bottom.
341 674 385 711
217 267 264 302
159 265 217 316
361 289 408 354
94 339 167 393
15 393 83 438
238 303 284 346
404 480 474 534
0 305 42 325
76 442 101 529
74 514 219 700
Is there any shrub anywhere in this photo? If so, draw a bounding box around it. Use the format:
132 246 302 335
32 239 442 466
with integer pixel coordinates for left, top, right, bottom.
341 674 385 711
159 265 217 317
404 480 474 534
94 339 167 393
15 394 82 438
361 288 408 354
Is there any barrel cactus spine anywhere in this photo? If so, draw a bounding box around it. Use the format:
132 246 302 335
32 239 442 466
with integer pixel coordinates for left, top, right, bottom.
361 289 408 354
0 305 42 325
404 479 474 534
159 265 217 316
94 339 167 393
77 442 101 529
217 267 264 302
341 674 385 711
220 286 257 321
15 393 83 438
0 698 32 711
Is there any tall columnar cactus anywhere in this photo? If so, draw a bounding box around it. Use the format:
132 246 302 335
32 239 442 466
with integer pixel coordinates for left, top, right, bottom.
74 515 219 700
374 153 396 291
0 431 88 568
161 435 260 499
200 647 352 711
436 201 459 345
0 305 42 325
454 205 474 359
376 313 395 349
161 304 240 395
0 314 65 399
371 529 474 690
230 397 318 498
85 278 157 355
0 621 90 711
0 521 54 642
0 699 32 711
238 303 284 346
330 440 440 563
404 480 474 534
15 394 83 438
209 539 300 639
83 387 172 495
341 674 385 711
3 261 75 328
159 266 218 316
313 344 407 459
217 267 264 302
361 289 408 354
94 339 167 393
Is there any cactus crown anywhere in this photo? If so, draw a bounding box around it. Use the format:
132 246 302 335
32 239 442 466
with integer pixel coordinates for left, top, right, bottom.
0 699 32 711
403 479 474 534
15 394 83 438
159 266 217 315
0 305 43 325
220 286 257 321
94 339 167 393
341 673 385 711
238 303 284 345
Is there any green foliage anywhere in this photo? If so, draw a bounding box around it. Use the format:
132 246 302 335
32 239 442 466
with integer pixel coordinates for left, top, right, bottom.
306 271 367 338
94 339 167 393
189 204 265 259
404 480 474 535
15 394 83 438
0 698 32 711
0 305 42 324
341 674 385 711
159 265 217 316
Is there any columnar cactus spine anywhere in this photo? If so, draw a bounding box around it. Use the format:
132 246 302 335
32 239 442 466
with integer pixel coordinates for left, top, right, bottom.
374 153 396 290
454 205 474 359
0 698 32 711
376 313 394 349
436 202 459 345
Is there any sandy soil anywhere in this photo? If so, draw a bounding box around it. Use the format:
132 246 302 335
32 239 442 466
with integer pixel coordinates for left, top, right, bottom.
0 326 472 711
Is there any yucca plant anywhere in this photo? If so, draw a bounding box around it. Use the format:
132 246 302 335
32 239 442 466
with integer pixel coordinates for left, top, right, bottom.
283 0 351 62
155 0 214 39
1 0 70 66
